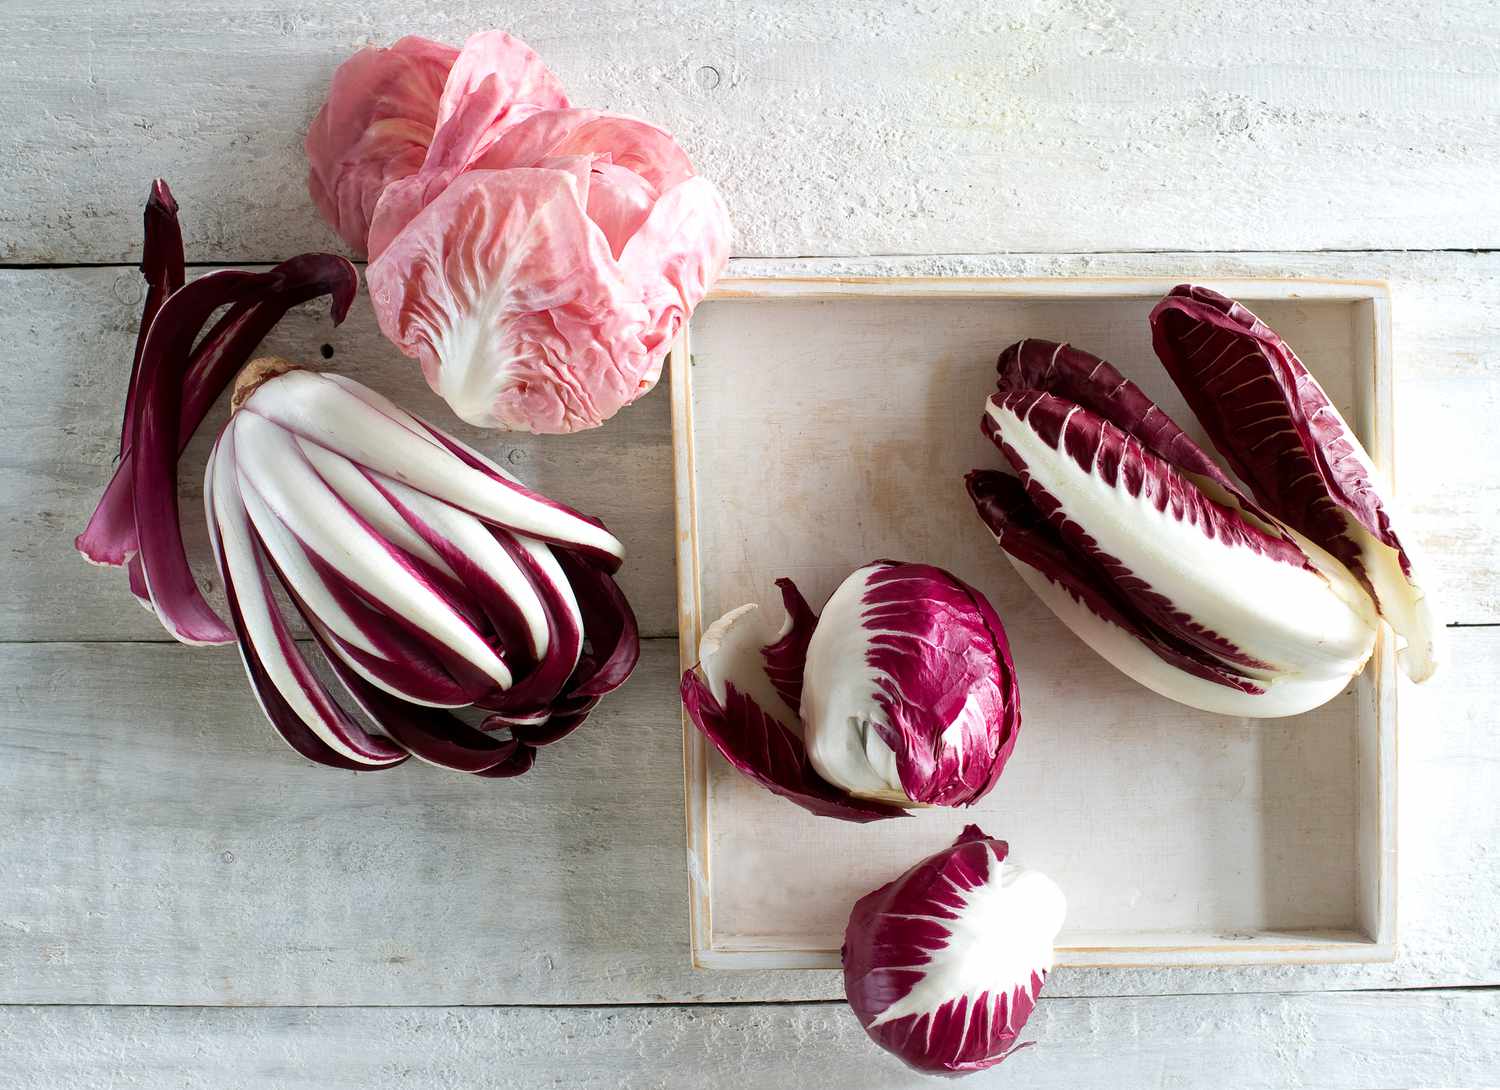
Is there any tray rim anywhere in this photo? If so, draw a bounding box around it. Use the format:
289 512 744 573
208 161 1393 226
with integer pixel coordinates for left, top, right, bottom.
670 274 1397 971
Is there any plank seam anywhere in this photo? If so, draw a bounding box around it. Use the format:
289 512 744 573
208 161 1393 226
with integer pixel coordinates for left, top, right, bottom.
0 983 1494 1011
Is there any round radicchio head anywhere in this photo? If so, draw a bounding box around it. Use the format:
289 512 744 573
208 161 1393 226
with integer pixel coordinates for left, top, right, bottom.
842 826 1066 1077
800 562 1021 807
679 561 1021 822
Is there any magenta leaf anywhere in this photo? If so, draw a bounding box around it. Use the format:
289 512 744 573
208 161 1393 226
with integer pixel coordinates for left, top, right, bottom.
680 671 907 823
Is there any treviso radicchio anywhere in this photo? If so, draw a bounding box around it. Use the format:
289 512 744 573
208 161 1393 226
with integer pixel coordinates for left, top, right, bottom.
77 183 638 776
307 30 730 434
843 825 1066 1076
968 289 1439 717
679 562 1021 821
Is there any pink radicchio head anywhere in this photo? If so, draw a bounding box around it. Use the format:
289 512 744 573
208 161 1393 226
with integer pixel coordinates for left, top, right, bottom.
843 826 1066 1077
968 334 1385 718
1149 285 1440 682
679 561 1021 822
306 30 731 434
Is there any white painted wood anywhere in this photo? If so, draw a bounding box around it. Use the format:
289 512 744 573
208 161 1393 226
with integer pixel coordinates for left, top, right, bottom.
0 631 1495 1005
3 1 1500 263
2 991 1497 1090
0 269 680 641
0 245 1494 1011
673 278 1398 969
7 250 1497 647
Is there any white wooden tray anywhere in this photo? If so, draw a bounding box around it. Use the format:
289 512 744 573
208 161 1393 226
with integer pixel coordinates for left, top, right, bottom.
670 277 1396 970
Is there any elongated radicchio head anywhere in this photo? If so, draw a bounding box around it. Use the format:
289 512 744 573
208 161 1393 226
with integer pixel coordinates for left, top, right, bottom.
77 183 639 777
969 335 1384 718
843 826 1066 1077
679 561 1020 821
205 367 636 774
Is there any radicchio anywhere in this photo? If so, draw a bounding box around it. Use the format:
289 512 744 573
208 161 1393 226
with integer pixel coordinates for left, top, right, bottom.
78 184 639 777
843 826 1066 1076
679 561 1021 821
972 286 1440 719
308 30 731 434
970 330 1391 718
1149 285 1440 682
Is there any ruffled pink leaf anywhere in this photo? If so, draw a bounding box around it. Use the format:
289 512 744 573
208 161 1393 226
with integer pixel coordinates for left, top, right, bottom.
367 167 645 433
432 30 568 140
318 31 728 432
306 35 459 254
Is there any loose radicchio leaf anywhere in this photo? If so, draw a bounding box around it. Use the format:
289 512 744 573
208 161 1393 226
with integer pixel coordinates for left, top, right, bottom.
842 826 1066 1077
801 562 1021 808
761 578 818 713
1149 285 1441 681
128 254 360 645
681 594 907 823
680 670 905 823
120 179 186 455
972 339 1380 718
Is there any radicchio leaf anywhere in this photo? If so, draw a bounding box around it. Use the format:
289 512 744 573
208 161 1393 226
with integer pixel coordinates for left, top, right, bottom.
305 35 460 255
679 670 906 824
681 562 1022 821
347 31 730 434
1149 285 1440 681
842 826 1065 1076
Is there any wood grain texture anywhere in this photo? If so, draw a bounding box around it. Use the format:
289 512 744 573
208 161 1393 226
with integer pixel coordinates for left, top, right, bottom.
678 280 1395 968
9 250 1494 646
3 991 1497 1090
0 630 1494 1005
3 0 1499 263
0 269 678 642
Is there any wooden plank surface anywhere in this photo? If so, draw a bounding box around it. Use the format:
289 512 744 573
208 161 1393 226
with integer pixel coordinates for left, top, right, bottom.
2 248 1495 1006
5 990 1498 1090
7 250 1495 645
3 1 1499 263
1 628 1494 1005
4 2 1498 1081
0 268 679 642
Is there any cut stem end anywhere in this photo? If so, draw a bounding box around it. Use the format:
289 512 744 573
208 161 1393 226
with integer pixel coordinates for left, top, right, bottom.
231 356 302 412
